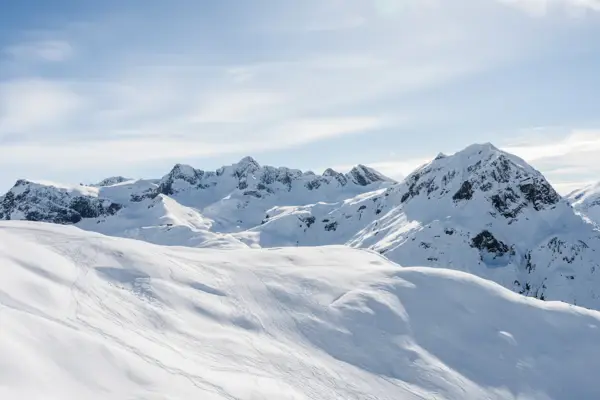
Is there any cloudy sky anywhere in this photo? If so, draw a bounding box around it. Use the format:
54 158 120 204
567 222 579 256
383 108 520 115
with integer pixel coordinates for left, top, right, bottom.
1 0 599 193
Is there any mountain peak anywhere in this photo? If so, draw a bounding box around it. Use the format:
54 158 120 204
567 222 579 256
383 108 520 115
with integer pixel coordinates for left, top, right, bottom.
460 142 500 155
322 168 341 177
91 176 131 187
237 156 260 166
228 156 261 179
348 164 396 186
397 142 561 220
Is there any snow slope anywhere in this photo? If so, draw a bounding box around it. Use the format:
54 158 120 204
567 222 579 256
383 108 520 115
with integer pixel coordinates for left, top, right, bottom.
247 144 600 309
2 221 600 400
3 145 600 309
567 181 600 226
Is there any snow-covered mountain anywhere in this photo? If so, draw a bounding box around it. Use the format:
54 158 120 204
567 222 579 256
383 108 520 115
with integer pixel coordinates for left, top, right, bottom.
3 221 600 399
3 144 600 309
0 157 394 248
567 181 600 226
243 143 600 309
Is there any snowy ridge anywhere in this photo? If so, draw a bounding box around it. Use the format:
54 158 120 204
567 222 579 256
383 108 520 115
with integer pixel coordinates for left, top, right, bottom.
2 145 600 309
90 176 133 187
245 143 600 309
567 181 600 226
0 179 120 224
2 221 600 399
0 157 394 246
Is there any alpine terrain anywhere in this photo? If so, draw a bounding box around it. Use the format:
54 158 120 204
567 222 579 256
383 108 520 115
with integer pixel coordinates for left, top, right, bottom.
567 182 600 227
2 222 600 399
3 143 600 309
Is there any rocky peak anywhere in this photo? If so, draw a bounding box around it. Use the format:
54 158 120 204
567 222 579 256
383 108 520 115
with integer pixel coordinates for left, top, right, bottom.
347 164 395 186
157 164 205 195
0 180 121 224
230 156 261 179
322 168 340 177
397 142 561 219
91 176 131 187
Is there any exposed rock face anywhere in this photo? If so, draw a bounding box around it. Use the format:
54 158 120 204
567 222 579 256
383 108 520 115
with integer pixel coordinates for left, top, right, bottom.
471 230 511 257
91 176 131 187
0 180 122 224
348 165 393 186
0 157 394 235
246 143 600 310
153 158 395 198
3 146 600 310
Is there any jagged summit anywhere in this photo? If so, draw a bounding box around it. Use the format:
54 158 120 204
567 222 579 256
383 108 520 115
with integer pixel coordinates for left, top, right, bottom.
91 176 131 187
396 141 561 220
322 168 340 177
236 155 260 168
3 143 600 310
348 164 396 186
244 142 600 308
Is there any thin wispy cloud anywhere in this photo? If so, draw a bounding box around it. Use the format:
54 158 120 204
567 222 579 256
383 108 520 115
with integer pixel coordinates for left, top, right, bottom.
499 0 600 15
4 40 73 62
0 116 389 170
0 79 83 135
0 0 598 189
503 130 600 192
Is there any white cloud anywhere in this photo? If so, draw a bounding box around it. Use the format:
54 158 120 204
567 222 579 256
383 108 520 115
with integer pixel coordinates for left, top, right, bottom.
0 116 389 169
5 40 73 62
503 130 600 161
273 117 389 146
188 91 287 124
1 0 598 189
502 130 600 192
498 0 600 15
0 79 83 134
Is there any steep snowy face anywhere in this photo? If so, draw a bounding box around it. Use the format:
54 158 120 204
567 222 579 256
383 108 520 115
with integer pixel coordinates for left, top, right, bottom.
0 180 122 224
395 142 562 223
249 143 600 309
568 182 600 225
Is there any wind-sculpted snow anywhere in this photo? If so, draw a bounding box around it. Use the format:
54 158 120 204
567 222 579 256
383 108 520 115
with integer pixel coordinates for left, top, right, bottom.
2 221 600 399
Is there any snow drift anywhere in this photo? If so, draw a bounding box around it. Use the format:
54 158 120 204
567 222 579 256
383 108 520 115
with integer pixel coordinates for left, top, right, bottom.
2 221 600 399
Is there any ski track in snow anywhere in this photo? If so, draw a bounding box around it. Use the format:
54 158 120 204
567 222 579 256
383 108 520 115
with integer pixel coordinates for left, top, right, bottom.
2 221 600 399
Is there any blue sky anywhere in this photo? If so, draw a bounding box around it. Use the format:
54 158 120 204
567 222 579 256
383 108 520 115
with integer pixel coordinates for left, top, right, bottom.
1 0 600 193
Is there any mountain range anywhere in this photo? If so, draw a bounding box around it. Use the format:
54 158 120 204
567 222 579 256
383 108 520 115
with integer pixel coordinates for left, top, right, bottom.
2 142 600 310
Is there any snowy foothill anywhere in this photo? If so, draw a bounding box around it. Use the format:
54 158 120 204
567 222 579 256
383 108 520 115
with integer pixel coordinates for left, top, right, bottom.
2 221 600 399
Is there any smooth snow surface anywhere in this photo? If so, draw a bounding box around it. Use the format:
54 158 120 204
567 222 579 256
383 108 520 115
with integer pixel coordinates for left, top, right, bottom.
2 221 600 400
